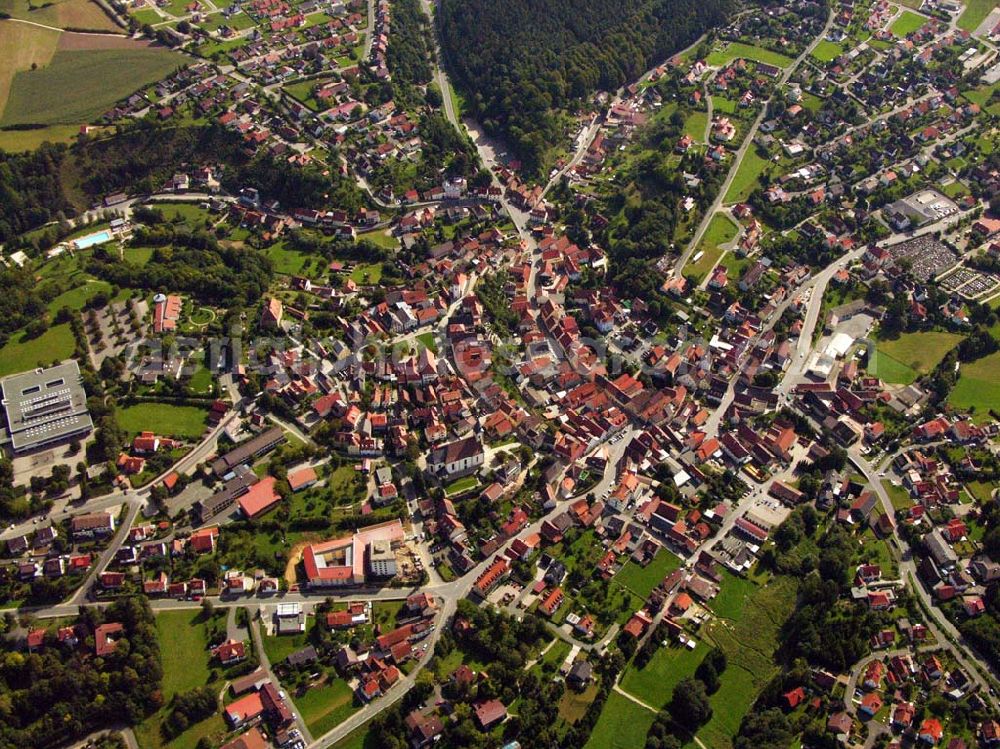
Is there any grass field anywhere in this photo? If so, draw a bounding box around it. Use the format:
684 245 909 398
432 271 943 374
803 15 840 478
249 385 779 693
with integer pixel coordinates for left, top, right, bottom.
890 10 928 36
810 39 844 63
444 475 479 495
709 571 758 620
0 123 86 151
360 230 400 250
558 682 600 724
883 480 913 511
683 109 709 141
261 626 310 664
698 575 797 749
156 610 213 698
330 723 373 749
620 640 707 709
0 0 119 30
2 47 182 126
685 213 739 283
957 0 998 31
949 351 1000 416
0 323 75 377
117 402 209 439
583 691 657 749
712 96 738 115
724 147 772 204
349 262 383 284
869 331 962 385
0 21 61 116
293 679 359 736
133 612 228 749
47 279 112 313
613 551 682 599
415 331 438 354
283 77 327 111
264 242 314 275
705 42 793 68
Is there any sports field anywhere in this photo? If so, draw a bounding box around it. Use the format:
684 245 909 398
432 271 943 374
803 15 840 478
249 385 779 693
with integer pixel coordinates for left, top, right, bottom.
2 45 182 125
868 331 963 385
0 0 119 31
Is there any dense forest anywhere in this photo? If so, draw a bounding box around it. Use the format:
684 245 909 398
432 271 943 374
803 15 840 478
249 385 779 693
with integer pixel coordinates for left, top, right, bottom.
439 0 734 174
0 597 162 749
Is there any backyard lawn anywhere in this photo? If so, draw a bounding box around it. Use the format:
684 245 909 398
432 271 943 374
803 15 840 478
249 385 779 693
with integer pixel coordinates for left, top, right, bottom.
117 402 209 439
883 480 913 511
810 39 844 63
349 262 384 284
613 551 682 599
261 626 311 665
293 678 359 736
890 10 928 36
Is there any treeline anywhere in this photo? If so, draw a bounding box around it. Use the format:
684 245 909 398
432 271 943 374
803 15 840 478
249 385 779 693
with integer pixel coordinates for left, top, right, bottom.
0 265 50 344
86 235 273 305
0 122 365 245
0 597 162 749
387 0 433 90
439 0 734 175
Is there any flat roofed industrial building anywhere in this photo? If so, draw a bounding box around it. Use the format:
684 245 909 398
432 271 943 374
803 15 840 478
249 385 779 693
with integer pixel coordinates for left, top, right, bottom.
1 361 93 454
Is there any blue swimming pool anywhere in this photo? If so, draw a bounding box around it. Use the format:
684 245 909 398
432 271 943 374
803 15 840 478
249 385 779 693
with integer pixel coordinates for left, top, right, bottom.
74 230 112 249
